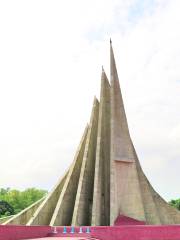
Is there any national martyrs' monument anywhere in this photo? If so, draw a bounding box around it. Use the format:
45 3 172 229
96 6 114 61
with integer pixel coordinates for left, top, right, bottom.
1 41 180 240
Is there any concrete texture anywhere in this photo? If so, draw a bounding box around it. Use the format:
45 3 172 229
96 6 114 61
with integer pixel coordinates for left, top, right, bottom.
3 197 45 225
27 170 69 225
50 126 89 226
72 98 99 226
110 42 145 225
91 69 110 226
4 42 180 226
0 215 13 224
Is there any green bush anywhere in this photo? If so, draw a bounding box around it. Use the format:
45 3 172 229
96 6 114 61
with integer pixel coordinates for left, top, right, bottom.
0 188 47 217
169 198 180 210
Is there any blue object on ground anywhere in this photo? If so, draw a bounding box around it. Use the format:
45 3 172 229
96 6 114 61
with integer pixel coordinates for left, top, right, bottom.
70 226 75 233
86 227 90 233
63 226 67 234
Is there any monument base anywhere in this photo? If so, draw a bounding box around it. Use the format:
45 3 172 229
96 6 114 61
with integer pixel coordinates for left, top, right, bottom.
1 224 180 240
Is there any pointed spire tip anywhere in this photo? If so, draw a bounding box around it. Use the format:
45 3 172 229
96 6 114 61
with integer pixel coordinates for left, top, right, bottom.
110 38 112 44
93 95 99 104
102 65 104 72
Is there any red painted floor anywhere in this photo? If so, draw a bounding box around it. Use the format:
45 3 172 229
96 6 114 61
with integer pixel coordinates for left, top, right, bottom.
1 224 180 240
27 238 89 240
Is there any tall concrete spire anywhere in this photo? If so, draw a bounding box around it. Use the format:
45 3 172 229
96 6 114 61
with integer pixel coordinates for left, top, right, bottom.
72 97 99 226
110 40 134 162
3 42 180 226
91 68 110 226
110 41 145 225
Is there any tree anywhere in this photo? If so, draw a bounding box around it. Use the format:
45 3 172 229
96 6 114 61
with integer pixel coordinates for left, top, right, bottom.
0 188 47 216
0 188 10 196
169 199 180 211
0 200 14 216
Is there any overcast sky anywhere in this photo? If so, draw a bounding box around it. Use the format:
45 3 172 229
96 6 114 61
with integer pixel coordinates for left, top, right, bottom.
0 0 180 201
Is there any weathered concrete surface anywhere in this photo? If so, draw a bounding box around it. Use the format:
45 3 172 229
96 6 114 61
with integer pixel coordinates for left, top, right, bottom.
150 184 180 224
110 43 135 163
27 170 69 225
72 98 99 226
50 126 89 226
91 69 110 226
0 215 14 224
110 42 145 225
4 42 180 226
109 42 180 225
133 144 161 225
3 198 45 225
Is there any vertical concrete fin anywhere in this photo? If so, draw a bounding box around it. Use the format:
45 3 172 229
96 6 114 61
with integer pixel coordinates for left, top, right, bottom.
132 143 161 224
148 179 180 224
49 125 89 226
91 69 110 226
110 42 145 225
27 169 69 225
110 41 134 162
72 98 99 226
160 200 180 224
132 141 180 224
2 197 45 225
110 160 146 225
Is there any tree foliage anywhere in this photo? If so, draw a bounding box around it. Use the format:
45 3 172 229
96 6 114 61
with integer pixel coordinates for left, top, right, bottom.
0 188 47 217
169 199 180 211
0 200 14 216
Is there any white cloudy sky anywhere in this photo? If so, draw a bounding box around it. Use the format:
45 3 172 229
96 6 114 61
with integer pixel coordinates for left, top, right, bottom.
0 0 180 201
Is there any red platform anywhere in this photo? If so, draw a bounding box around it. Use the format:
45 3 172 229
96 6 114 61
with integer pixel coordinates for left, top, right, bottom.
1 224 180 240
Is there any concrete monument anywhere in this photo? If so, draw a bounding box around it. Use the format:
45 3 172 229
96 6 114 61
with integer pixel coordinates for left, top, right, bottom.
3 41 180 226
